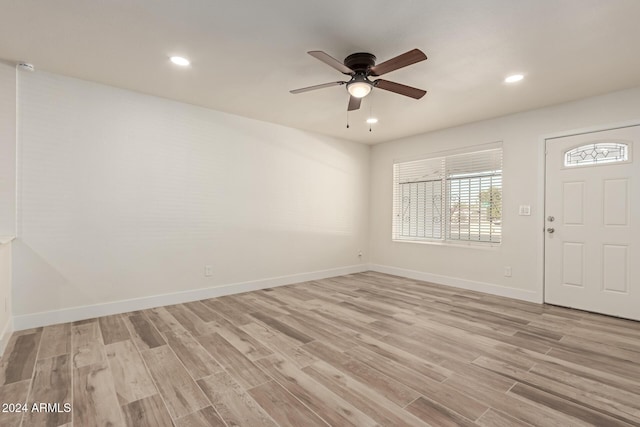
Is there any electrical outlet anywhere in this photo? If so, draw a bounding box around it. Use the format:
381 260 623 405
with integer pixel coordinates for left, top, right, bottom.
204 265 213 277
504 266 512 277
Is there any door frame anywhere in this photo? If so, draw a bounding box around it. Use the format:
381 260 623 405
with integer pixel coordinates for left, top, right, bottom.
538 119 640 304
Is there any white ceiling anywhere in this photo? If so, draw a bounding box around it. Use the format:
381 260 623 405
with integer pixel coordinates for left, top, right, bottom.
2 0 640 144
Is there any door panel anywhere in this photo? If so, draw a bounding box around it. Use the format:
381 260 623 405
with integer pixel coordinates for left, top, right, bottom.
562 182 584 225
603 179 628 225
561 242 584 287
545 125 639 320
602 244 627 293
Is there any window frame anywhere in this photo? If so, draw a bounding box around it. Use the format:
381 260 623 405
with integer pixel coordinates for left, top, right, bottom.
563 141 631 168
392 143 503 247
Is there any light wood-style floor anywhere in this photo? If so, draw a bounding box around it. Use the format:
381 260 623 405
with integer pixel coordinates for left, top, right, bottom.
1 272 640 427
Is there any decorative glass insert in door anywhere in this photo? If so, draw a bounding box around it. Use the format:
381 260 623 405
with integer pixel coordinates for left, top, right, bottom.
564 142 629 167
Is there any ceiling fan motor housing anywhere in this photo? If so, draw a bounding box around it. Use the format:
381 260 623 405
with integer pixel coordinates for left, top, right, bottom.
344 53 377 97
343 52 376 74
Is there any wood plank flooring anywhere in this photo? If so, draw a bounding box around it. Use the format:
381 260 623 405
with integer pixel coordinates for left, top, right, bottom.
1 271 640 426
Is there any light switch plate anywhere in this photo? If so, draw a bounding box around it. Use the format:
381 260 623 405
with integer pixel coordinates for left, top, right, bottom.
518 205 531 216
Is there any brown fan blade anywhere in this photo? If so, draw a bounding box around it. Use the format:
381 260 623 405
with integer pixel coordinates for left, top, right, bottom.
290 81 346 94
374 79 426 99
347 96 362 111
369 49 427 76
308 51 355 75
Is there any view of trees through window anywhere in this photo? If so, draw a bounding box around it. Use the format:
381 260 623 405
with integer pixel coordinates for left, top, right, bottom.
447 172 502 242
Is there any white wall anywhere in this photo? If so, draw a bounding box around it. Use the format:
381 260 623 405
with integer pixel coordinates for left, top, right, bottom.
0 243 11 352
0 62 16 236
0 62 16 350
13 71 370 325
370 86 640 301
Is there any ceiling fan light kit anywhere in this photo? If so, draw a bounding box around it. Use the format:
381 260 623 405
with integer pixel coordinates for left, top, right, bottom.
347 78 372 98
290 48 428 115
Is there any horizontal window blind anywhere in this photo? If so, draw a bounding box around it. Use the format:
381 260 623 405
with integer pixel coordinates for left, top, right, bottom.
393 147 502 244
393 158 444 241
446 149 502 243
445 149 503 176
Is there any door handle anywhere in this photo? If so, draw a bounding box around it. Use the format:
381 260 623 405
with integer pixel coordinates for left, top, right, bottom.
546 227 555 233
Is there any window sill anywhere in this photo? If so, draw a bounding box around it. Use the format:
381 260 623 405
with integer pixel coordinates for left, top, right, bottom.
392 238 501 251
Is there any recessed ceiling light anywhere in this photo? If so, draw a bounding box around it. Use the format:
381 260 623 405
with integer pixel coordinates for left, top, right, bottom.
504 74 524 83
170 56 190 66
366 118 378 124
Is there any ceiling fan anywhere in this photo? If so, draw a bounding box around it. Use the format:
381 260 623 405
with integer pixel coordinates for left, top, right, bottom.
290 49 428 111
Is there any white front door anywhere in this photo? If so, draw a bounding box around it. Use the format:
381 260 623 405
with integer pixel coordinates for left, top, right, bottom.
544 125 639 320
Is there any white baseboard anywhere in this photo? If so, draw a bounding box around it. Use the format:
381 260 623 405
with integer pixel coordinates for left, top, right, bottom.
13 264 368 330
12 262 541 330
0 317 14 357
368 264 542 304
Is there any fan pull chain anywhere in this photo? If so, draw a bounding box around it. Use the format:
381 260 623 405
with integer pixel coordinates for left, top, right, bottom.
369 94 373 132
346 110 350 129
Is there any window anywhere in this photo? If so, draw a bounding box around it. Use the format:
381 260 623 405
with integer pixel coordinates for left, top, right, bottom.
564 142 628 167
393 146 502 244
